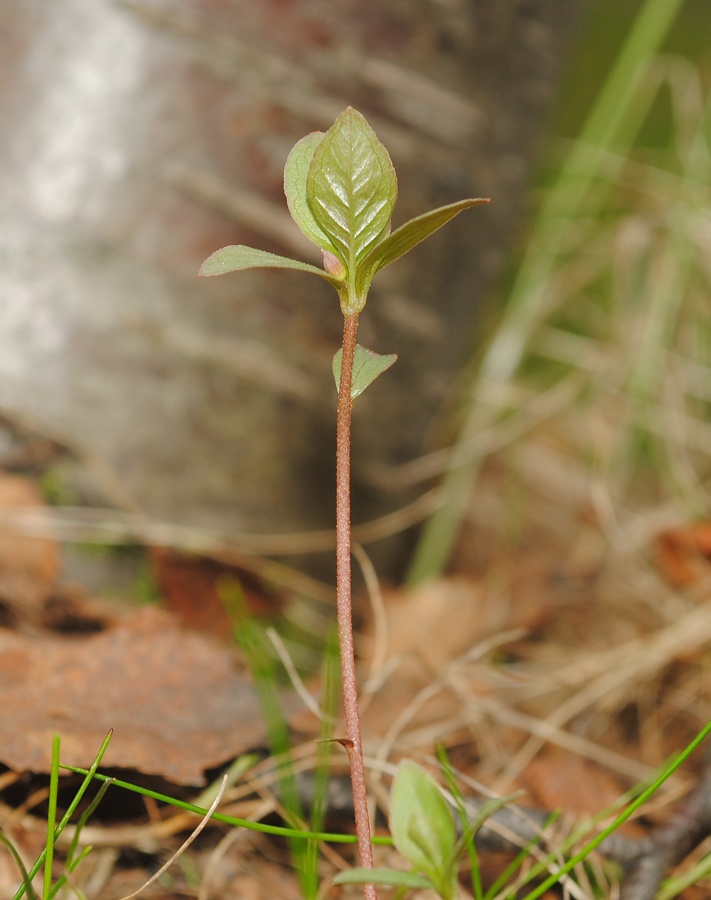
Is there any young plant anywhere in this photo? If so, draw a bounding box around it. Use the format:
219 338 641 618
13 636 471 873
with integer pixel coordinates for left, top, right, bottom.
334 759 520 900
199 106 487 897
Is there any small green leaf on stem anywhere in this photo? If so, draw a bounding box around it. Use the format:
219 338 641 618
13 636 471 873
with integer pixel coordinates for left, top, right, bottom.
333 345 397 399
284 132 336 253
198 245 342 288
390 760 458 900
333 868 435 890
356 197 489 297
307 107 397 274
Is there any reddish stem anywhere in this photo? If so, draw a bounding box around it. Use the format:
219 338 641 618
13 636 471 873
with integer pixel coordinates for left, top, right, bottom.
336 312 377 900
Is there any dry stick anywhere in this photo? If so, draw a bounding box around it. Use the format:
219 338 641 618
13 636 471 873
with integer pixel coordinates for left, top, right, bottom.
336 312 376 900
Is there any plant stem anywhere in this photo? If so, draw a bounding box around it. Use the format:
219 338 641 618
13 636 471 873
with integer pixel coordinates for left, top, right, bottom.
336 311 377 900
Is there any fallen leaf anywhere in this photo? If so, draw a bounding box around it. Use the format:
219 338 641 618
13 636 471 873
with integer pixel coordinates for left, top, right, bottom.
360 579 489 739
0 473 60 624
521 746 630 819
0 606 278 784
150 548 284 640
657 523 711 588
368 578 488 674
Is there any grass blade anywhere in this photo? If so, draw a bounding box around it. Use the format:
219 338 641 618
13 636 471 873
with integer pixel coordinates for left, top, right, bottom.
42 735 60 900
218 577 310 894
407 0 687 585
483 812 560 900
47 845 93 900
436 744 483 900
63 777 115 872
657 849 711 900
520 717 711 900
60 763 394 843
0 832 38 900
13 731 113 900
303 622 340 899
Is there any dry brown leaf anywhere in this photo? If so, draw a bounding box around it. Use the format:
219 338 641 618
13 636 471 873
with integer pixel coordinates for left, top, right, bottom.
656 523 711 588
0 473 60 623
0 606 274 784
370 578 488 673
521 746 629 819
359 578 489 739
150 548 284 641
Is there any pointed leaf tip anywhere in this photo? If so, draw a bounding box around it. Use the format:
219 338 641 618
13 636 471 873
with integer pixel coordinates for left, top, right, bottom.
307 107 397 273
356 197 489 296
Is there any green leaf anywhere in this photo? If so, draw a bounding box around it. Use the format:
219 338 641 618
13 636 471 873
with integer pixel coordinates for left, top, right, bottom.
307 107 397 274
333 868 435 890
356 197 489 297
284 131 337 253
390 760 458 900
198 245 342 290
333 345 397 399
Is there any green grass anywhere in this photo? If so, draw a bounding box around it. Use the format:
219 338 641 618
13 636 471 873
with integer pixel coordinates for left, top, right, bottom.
2 714 707 900
408 0 700 584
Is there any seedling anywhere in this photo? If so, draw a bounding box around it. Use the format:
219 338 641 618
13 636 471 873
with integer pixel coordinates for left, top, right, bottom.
200 106 487 897
334 760 520 900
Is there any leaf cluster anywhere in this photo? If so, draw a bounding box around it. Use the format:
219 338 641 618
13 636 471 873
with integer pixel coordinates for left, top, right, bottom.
334 760 517 900
199 107 486 396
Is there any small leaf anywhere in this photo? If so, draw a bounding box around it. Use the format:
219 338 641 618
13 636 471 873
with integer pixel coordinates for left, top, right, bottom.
307 107 397 273
390 760 458 900
356 197 489 297
333 345 397 399
199 245 342 290
333 868 435 890
283 132 337 253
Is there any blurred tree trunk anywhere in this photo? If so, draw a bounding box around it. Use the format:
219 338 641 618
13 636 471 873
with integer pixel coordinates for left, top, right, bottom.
0 0 581 574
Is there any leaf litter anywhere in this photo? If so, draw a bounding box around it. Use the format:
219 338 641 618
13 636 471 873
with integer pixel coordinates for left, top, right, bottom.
0 606 273 785
3 435 711 899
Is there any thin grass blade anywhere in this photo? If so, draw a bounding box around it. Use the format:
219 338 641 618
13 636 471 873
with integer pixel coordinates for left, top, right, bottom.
408 0 687 585
13 731 113 900
0 833 38 900
218 577 311 895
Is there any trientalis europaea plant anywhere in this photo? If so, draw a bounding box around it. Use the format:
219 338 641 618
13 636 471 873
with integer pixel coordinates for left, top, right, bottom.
199 106 488 899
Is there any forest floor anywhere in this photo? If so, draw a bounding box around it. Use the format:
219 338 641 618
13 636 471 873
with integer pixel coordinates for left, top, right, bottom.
1 417 711 900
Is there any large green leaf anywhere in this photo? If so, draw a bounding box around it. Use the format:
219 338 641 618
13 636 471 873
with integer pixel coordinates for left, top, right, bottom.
332 345 397 399
333 868 435 890
307 107 397 274
356 197 489 296
198 245 342 290
390 760 458 900
283 132 337 253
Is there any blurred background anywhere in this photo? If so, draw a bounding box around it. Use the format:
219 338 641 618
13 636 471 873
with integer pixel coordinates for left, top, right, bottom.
2 3 711 895
0 0 708 589
0 0 580 578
